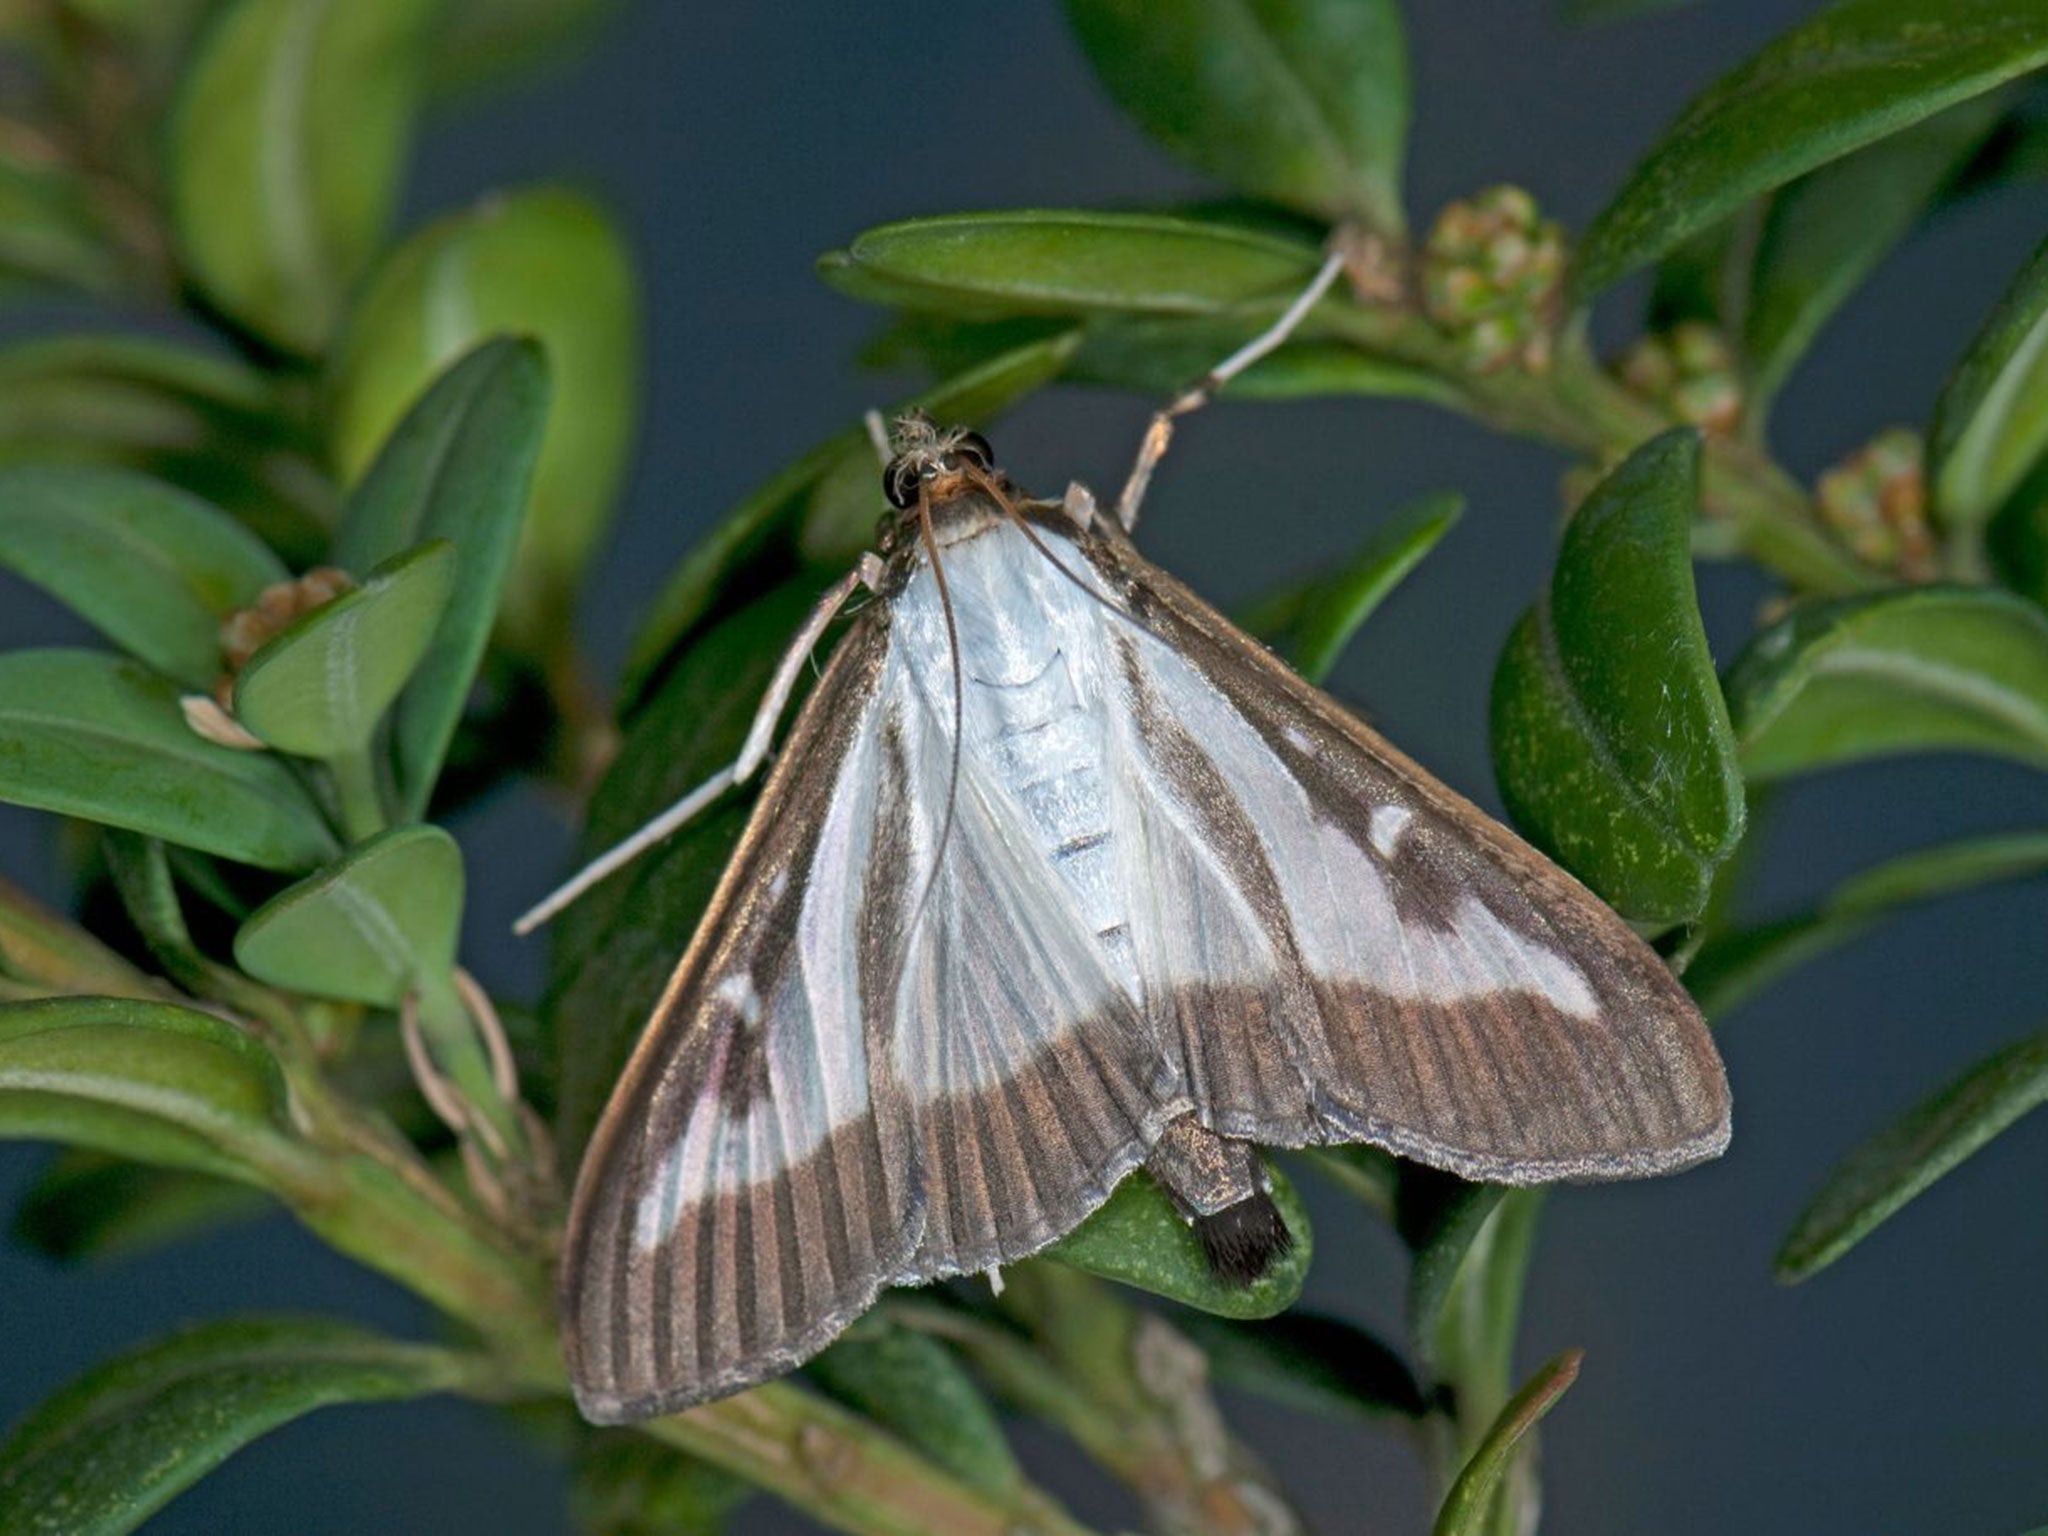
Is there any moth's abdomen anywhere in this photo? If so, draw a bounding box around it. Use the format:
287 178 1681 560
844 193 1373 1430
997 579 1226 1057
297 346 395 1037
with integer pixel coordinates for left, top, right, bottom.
970 647 1139 998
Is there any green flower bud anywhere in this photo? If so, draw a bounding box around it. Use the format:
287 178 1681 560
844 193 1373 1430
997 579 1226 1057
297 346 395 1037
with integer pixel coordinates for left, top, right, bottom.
1613 322 1743 436
1420 185 1568 374
1815 427 1934 580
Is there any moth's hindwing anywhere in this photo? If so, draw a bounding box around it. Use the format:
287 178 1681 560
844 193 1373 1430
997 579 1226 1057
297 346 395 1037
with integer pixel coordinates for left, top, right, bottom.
1079 523 1730 1181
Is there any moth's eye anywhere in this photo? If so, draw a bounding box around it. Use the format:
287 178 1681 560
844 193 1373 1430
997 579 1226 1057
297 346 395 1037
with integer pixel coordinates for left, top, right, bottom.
953 431 994 471
882 457 920 510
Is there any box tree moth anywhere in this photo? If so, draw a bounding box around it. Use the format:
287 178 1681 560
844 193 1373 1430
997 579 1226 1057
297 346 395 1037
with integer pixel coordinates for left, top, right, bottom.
525 254 1730 1424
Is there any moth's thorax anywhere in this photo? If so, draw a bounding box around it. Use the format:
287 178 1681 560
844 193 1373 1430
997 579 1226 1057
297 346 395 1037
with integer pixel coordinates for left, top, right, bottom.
891 518 1143 999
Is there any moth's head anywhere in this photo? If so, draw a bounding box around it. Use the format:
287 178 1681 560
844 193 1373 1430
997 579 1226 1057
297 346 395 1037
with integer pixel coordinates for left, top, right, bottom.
879 412 1015 536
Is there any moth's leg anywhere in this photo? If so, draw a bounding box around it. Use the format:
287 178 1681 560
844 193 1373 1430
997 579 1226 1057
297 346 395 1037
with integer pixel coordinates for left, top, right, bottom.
1145 1113 1293 1286
1113 248 1348 534
513 553 886 935
1060 481 1099 532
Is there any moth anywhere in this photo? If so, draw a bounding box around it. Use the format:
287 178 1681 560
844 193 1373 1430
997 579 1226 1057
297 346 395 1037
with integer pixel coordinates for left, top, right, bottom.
531 258 1730 1425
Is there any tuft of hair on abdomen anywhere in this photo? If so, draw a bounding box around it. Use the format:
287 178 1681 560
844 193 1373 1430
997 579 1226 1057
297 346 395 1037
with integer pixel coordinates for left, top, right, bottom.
1193 1190 1293 1286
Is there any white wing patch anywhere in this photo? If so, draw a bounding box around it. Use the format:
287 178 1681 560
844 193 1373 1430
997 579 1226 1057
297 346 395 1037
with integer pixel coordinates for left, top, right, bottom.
1369 804 1413 859
631 709 886 1246
1115 631 1601 1016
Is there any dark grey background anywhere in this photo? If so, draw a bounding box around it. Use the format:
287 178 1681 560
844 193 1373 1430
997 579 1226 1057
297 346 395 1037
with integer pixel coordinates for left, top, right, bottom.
5 2 2048 1532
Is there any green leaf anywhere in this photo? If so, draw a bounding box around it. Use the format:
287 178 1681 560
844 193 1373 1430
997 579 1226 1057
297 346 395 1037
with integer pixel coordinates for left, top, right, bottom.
234 540 456 760
327 187 639 644
807 1321 1022 1497
1066 315 1455 407
571 1434 752 1536
1489 429 1745 922
333 339 550 817
0 1315 482 1536
1725 585 2048 777
1987 447 2048 603
11 1151 270 1263
0 465 287 689
1949 97 2048 200
1688 829 2048 1017
1431 1350 1583 1536
1778 1030 2048 1282
621 334 1079 712
1045 1162 1312 1320
0 157 126 297
1928 233 2048 535
1175 1310 1427 1422
0 335 331 565
1397 1168 1506 1350
0 649 337 871
1243 492 1462 685
1573 0 2048 300
233 825 463 1007
823 211 1325 318
1062 0 1408 231
168 0 433 353
427 0 616 93
1746 92 2011 411
0 996 309 1189
547 580 826 1154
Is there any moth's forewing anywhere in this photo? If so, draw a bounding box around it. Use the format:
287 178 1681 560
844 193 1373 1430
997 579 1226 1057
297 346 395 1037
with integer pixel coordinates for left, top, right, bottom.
1073 522 1729 1180
561 615 919 1425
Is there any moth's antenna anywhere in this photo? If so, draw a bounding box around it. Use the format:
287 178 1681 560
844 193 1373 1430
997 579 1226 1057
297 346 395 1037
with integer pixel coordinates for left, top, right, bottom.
908 491 966 923
1114 248 1347 532
513 557 880 935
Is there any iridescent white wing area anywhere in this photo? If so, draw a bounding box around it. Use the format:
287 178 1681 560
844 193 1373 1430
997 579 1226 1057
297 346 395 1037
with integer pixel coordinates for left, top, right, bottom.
1073 526 1730 1182
562 617 921 1424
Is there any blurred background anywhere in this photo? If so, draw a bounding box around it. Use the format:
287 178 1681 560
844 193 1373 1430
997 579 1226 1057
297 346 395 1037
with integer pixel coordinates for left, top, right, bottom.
4 1 2047 1531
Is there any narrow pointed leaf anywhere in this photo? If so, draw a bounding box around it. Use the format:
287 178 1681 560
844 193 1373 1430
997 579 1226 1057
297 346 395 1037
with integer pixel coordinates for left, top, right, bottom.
1063 0 1408 231
332 339 550 816
0 158 125 296
1574 0 2048 299
1244 492 1462 685
169 0 433 352
1490 429 1745 921
11 1152 269 1263
571 1435 752 1536
1175 1310 1427 1422
0 465 285 689
1928 233 2048 534
0 1315 483 1536
1746 92 2010 410
1046 1162 1312 1320
825 211 1324 318
548 580 826 1153
0 335 329 564
1725 586 2048 777
1688 829 2048 1016
1398 1167 1506 1348
0 649 337 870
233 825 463 1007
234 540 456 760
328 187 639 643
1431 1350 1583 1536
1779 1031 2048 1281
622 334 1078 712
1067 314 1456 407
0 996 310 1189
807 1322 1022 1497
